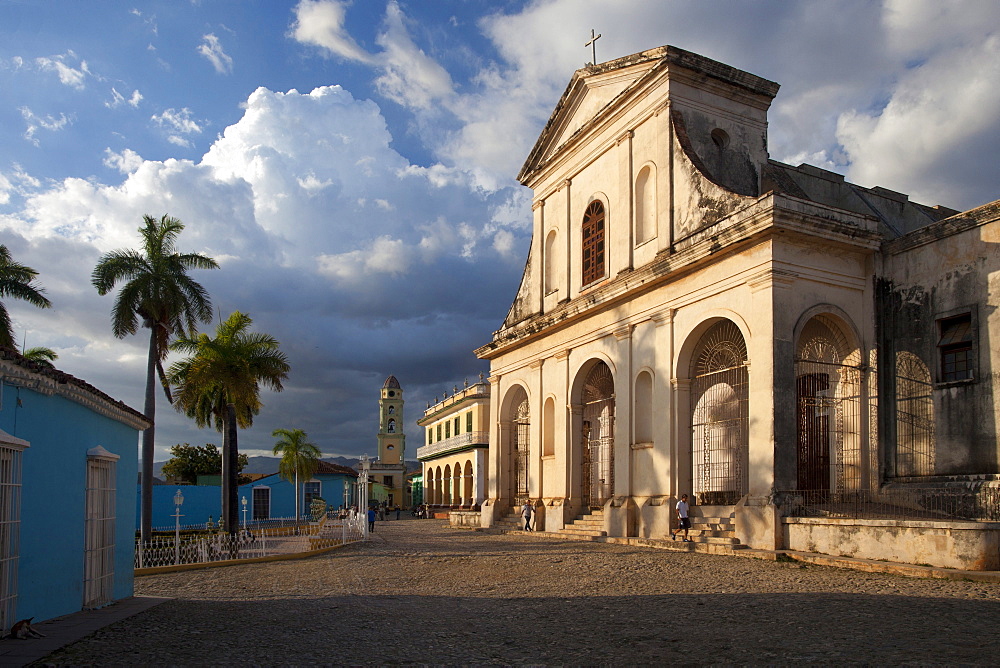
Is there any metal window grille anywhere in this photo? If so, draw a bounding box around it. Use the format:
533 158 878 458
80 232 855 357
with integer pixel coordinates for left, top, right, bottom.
582 362 615 508
581 201 605 286
0 442 24 634
690 321 748 506
895 351 936 476
938 314 973 382
252 487 270 520
83 456 116 609
512 396 530 505
795 317 864 493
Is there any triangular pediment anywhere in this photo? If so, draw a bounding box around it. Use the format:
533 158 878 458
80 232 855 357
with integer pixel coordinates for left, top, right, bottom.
519 47 668 183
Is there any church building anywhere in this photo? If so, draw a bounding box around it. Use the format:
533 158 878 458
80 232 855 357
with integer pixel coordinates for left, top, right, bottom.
371 375 408 508
474 45 1000 569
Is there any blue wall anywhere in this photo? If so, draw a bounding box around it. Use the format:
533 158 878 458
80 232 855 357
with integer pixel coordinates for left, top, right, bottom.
142 473 358 528
0 380 140 624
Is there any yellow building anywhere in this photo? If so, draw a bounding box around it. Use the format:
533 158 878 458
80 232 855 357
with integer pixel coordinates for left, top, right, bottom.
417 375 489 509
370 375 408 508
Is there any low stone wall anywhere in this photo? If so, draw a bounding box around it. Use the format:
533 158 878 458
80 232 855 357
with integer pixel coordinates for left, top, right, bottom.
783 517 1000 570
449 510 482 528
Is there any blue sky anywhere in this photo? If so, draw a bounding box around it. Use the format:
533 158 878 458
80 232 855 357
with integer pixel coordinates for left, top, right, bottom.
1 0 998 462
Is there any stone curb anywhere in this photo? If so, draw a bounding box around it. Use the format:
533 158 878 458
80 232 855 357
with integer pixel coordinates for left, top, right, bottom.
487 527 1000 581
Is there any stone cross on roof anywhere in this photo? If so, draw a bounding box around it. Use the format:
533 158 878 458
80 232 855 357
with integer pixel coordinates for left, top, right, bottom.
585 28 602 66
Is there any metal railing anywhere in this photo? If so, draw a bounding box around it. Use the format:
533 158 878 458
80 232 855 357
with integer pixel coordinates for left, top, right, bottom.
417 431 489 460
774 487 1000 522
136 512 367 569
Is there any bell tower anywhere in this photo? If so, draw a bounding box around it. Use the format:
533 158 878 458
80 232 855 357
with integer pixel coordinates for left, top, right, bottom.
377 375 405 465
373 375 408 507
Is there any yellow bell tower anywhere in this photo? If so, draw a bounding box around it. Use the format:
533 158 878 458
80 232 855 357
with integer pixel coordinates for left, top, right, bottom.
373 375 408 506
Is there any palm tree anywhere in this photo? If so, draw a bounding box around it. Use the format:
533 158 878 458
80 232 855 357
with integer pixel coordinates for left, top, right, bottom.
272 428 322 522
168 311 289 532
22 346 58 368
92 214 219 541
0 245 52 349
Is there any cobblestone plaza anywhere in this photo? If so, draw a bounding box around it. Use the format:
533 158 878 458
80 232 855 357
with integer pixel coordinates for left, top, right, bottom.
40 520 1000 665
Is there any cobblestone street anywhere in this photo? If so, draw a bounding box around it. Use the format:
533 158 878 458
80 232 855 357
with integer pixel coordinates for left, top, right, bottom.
39 519 1000 666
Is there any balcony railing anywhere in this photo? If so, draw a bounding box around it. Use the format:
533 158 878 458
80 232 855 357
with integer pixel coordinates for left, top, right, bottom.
417 431 489 460
422 382 490 418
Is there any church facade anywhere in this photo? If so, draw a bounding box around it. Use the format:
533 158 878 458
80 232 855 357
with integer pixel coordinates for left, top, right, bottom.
474 45 1000 568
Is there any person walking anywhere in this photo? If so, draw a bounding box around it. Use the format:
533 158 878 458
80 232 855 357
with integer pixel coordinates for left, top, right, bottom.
671 493 691 542
367 506 376 533
521 500 533 531
395 505 401 520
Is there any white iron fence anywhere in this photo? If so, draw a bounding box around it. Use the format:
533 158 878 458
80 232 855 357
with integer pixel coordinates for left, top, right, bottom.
135 512 367 569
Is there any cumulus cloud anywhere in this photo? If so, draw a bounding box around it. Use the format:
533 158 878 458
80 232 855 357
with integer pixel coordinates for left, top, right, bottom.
834 2 1000 207
103 148 144 174
35 51 90 89
197 33 234 74
151 108 204 147
0 83 527 456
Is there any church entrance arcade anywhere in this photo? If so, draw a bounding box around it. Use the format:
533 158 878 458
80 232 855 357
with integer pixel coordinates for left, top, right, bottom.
794 314 866 493
689 320 749 506
500 385 531 507
580 361 615 509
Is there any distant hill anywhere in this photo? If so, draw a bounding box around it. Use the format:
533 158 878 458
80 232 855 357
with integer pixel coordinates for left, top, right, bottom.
150 455 420 479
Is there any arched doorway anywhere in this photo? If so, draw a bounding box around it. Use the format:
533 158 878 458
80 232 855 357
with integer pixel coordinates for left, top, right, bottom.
795 314 863 492
582 361 615 508
510 392 530 505
690 320 749 505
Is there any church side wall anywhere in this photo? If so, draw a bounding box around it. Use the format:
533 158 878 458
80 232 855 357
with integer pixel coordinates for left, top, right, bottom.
880 209 1000 478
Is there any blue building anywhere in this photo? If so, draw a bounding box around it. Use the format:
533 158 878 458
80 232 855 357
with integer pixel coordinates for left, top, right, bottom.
144 460 360 528
0 347 148 631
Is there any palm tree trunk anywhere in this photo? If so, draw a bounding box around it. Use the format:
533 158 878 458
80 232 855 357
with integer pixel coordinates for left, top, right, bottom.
140 326 157 543
224 403 239 534
294 467 300 523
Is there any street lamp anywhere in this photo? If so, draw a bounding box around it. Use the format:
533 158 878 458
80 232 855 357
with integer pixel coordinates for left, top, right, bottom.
241 495 248 528
173 489 185 565
359 454 371 540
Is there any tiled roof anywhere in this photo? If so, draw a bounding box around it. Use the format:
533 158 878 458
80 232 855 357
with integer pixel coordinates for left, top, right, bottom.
383 375 401 389
315 460 359 477
0 346 148 426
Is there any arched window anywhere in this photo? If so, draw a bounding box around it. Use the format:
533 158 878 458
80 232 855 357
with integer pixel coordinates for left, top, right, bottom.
635 165 655 244
387 419 396 433
582 201 605 286
388 405 395 414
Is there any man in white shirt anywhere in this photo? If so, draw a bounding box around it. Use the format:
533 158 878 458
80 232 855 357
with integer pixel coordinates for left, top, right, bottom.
671 493 691 542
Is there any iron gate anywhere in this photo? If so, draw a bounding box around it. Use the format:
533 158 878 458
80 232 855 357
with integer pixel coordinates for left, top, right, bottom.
582 362 615 509
690 321 748 506
795 317 864 493
512 396 530 505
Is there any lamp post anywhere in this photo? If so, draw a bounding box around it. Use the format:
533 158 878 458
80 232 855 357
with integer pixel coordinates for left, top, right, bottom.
241 495 248 528
172 489 184 565
359 454 371 540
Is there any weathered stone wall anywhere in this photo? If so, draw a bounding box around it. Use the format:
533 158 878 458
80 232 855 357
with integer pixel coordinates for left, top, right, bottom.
783 517 1000 570
879 203 1000 477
